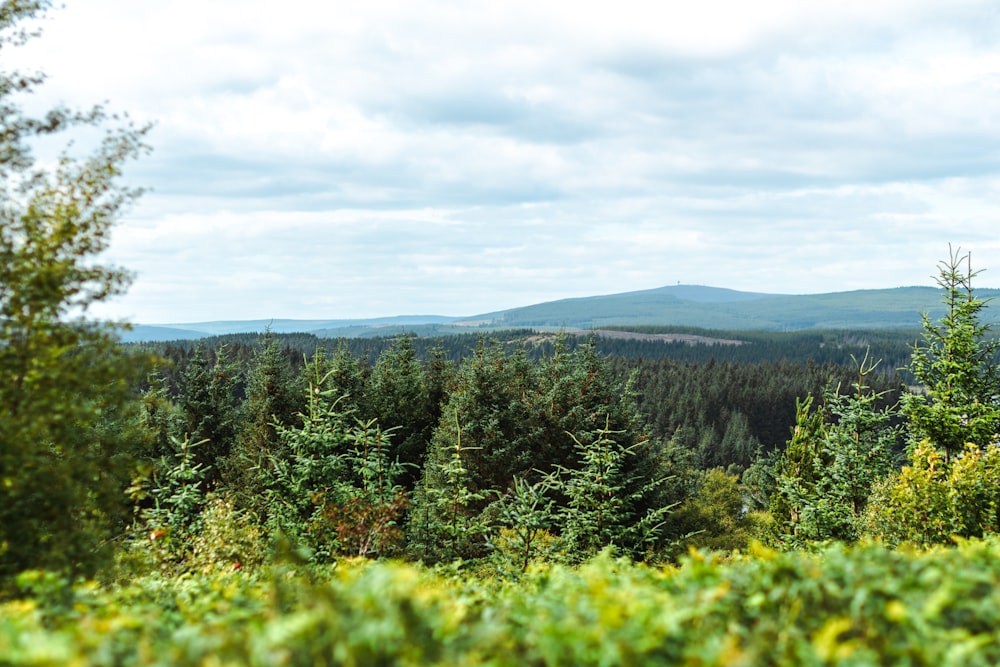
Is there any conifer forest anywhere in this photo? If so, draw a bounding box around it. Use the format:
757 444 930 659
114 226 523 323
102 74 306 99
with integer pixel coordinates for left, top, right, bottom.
6 2 1000 664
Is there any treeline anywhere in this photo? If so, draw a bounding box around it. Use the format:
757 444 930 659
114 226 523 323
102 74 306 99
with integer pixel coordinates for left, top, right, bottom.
138 325 923 374
8 254 998 584
613 356 904 470
139 329 907 477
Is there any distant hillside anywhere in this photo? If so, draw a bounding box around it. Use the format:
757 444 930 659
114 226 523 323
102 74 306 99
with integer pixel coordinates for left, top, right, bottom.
122 315 458 343
455 285 1000 331
123 284 1000 342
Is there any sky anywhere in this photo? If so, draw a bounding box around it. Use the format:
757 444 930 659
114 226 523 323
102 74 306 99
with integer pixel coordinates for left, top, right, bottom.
9 0 1000 323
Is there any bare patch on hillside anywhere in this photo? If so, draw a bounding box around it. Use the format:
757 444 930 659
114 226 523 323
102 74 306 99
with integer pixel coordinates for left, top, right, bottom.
524 330 747 346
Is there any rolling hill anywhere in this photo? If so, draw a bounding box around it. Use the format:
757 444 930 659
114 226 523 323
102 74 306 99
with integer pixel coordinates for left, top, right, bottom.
459 285 1000 331
122 284 1000 342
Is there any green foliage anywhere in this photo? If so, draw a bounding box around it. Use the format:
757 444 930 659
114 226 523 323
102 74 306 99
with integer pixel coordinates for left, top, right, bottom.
487 475 559 574
135 370 181 461
368 334 440 488
862 441 1000 547
221 331 300 509
408 337 678 564
903 247 1000 457
319 340 371 417
145 328 912 476
741 446 779 511
769 355 898 544
428 338 538 496
8 539 1000 665
618 354 898 471
535 338 649 472
670 468 752 554
1 0 152 584
555 419 676 562
315 419 409 559
123 435 250 575
768 395 828 535
861 250 1000 547
177 343 238 484
407 339 538 562
263 353 409 561
408 414 492 563
140 437 208 540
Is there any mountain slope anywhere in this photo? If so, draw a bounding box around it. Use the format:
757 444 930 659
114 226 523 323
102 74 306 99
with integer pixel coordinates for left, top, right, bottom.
455 285 1000 331
124 284 1000 341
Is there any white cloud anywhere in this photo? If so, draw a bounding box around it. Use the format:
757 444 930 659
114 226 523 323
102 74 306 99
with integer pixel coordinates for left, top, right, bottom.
10 0 1000 321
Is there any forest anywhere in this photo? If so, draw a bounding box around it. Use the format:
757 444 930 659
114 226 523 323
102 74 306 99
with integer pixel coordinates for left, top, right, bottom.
6 2 1000 664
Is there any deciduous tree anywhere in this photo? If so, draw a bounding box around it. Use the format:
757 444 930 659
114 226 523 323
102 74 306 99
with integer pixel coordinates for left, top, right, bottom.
1 0 152 582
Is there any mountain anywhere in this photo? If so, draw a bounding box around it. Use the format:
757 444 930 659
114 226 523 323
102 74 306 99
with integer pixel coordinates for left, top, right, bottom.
122 284 1000 342
455 285 1000 331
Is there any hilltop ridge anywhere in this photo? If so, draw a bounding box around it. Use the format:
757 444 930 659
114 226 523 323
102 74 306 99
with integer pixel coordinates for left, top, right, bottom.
123 284 1000 342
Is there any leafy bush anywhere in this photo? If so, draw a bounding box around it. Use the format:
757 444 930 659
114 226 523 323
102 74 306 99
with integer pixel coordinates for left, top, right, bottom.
862 441 1000 547
7 538 1000 665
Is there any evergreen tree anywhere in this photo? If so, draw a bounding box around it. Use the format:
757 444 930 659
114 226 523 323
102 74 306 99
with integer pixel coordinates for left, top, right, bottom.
136 369 181 461
534 338 641 475
903 247 1000 458
554 419 676 562
178 343 238 485
260 351 409 560
406 415 491 563
863 250 1000 546
407 339 537 561
130 435 210 568
222 332 299 510
488 475 558 574
421 339 538 501
322 341 371 417
770 354 898 543
712 410 761 473
769 395 829 540
369 335 436 488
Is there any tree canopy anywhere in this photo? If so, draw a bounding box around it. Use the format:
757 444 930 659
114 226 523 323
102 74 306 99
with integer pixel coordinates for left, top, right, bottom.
1 0 152 582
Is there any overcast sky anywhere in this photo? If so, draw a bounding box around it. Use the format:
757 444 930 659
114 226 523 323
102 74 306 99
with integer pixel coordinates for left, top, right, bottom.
11 0 1000 323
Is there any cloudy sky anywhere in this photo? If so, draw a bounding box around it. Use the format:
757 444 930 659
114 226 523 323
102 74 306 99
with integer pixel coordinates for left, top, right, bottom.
11 0 1000 323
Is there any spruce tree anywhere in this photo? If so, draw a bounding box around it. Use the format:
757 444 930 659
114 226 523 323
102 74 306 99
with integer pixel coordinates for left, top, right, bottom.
178 343 237 485
422 338 537 501
554 419 676 562
222 332 299 510
368 335 434 487
903 247 1000 458
770 354 898 543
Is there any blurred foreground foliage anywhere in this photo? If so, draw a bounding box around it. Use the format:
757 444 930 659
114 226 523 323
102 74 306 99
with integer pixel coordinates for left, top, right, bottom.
5 537 1000 666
